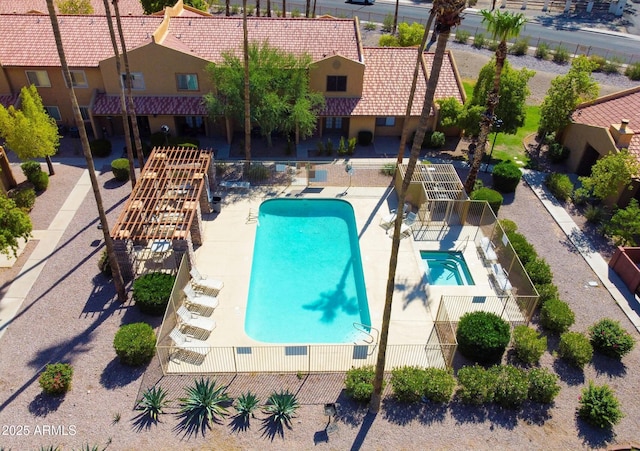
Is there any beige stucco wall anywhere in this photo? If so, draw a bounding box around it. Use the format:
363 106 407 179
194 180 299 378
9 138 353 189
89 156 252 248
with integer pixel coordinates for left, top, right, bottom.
349 117 375 139
310 55 364 98
99 42 212 96
0 68 11 93
563 123 616 173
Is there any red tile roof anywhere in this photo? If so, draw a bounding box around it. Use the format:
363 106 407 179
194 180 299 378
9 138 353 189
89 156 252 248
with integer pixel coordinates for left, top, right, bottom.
323 48 463 117
0 0 143 15
0 94 19 108
93 92 207 115
572 86 640 157
0 15 162 67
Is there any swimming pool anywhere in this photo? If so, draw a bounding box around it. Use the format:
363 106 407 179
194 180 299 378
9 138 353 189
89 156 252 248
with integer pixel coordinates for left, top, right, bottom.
421 251 474 286
245 199 371 343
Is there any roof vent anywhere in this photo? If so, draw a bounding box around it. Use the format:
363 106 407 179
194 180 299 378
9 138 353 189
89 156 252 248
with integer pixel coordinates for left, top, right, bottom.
620 119 630 132
189 20 191 26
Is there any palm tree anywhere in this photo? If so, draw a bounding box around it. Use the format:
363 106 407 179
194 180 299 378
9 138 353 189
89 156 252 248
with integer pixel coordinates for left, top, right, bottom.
463 10 526 194
243 0 251 162
267 0 271 16
226 0 230 16
102 0 136 189
113 0 145 170
256 0 261 16
45 0 127 302
369 0 466 414
396 9 436 164
393 0 400 34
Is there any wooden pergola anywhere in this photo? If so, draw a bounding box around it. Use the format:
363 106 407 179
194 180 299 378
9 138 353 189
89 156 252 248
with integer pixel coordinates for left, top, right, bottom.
111 147 214 280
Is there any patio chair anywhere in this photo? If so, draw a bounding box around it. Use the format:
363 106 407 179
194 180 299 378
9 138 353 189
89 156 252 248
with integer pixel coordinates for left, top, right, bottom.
177 306 216 332
169 328 209 356
190 267 224 294
479 236 497 264
491 263 513 294
184 284 219 310
379 203 411 232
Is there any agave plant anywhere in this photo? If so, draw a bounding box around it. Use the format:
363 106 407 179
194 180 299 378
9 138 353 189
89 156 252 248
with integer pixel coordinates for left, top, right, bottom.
179 378 230 426
263 390 300 427
136 386 169 421
235 391 260 418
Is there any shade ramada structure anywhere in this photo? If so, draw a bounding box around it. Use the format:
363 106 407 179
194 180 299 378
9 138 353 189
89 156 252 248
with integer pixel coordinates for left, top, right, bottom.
110 147 214 280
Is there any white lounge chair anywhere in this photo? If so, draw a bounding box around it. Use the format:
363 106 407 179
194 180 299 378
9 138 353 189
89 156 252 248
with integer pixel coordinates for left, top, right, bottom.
169 328 209 356
184 285 219 310
177 306 216 332
190 267 224 294
379 203 411 231
399 223 413 240
479 236 497 263
220 180 250 189
492 263 513 293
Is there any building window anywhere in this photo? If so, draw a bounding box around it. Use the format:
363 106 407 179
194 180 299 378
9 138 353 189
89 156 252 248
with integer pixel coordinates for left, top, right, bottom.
26 70 51 87
176 74 199 91
326 117 343 129
121 72 145 90
79 106 90 121
64 70 88 88
326 75 347 92
44 106 62 121
375 117 396 127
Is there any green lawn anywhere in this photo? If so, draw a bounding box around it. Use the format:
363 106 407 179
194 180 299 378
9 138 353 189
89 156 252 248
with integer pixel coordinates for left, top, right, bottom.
461 80 540 165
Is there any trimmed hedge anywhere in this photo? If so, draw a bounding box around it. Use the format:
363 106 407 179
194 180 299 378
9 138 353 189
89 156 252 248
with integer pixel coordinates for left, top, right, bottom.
524 257 553 286
471 187 503 215
492 161 522 193
8 186 36 211
111 158 131 182
513 325 547 365
390 366 425 403
456 365 497 405
345 366 376 403
545 173 573 201
506 230 537 265
578 381 623 429
456 311 511 364
31 171 49 192
558 331 593 369
21 160 42 180
90 139 112 158
422 368 456 403
39 363 73 395
540 298 575 333
589 318 635 359
132 272 176 315
528 368 560 403
113 322 156 366
490 365 529 408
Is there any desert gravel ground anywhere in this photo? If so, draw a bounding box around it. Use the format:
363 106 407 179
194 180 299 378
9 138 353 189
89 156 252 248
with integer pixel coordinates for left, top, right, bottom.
1 44 639 450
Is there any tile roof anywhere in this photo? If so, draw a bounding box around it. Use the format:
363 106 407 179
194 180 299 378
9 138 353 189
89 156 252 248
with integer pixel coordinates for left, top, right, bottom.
0 94 19 108
323 48 463 117
0 15 162 67
93 92 207 115
160 16 361 63
0 0 143 15
572 86 640 157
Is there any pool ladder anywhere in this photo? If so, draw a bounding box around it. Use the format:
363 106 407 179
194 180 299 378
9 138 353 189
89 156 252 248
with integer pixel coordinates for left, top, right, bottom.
455 235 470 253
353 322 379 346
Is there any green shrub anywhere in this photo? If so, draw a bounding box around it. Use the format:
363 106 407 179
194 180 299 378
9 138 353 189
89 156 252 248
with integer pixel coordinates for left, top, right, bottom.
525 257 553 286
535 42 550 60
510 37 529 56
379 34 400 47
499 218 518 234
528 368 560 403
492 160 522 193
397 22 425 47
111 158 130 182
490 365 529 408
536 283 559 305
589 54 607 72
429 131 446 148
584 203 606 224
380 163 396 176
381 14 394 33
98 249 112 277
544 173 573 201
506 230 537 265
473 33 485 49
553 46 570 64
345 366 376 403
625 62 640 80
358 130 373 146
456 311 511 364
39 363 73 395
246 163 270 182
513 325 547 365
454 29 471 44
390 366 426 403
578 381 623 429
8 186 36 211
589 318 635 359
290 8 300 17
89 138 112 157
21 160 42 180
132 272 176 315
422 368 456 403
347 137 357 155
363 22 376 31
602 57 622 74
456 365 497 405
558 331 593 369
540 298 575 333
113 322 156 366
547 142 570 163
179 378 230 427
31 171 49 192
471 187 503 215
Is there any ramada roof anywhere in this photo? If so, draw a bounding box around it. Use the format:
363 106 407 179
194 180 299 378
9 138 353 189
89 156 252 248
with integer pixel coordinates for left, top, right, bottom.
0 14 361 67
324 48 463 117
571 86 640 157
0 0 143 15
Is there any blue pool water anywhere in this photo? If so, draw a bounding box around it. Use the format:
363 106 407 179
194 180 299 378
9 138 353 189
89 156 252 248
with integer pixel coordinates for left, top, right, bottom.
421 251 474 286
245 199 371 343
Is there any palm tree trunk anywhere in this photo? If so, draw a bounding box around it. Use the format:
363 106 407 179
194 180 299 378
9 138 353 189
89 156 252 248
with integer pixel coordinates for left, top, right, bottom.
397 10 436 165
103 0 136 189
463 40 507 194
226 0 230 15
113 0 145 170
46 0 127 303
369 28 452 414
45 155 55 176
256 0 261 16
305 0 310 17
267 0 272 16
282 0 286 17
243 0 251 163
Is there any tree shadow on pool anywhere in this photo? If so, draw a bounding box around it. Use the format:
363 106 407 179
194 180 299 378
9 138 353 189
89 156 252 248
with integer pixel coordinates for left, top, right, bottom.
303 263 358 323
